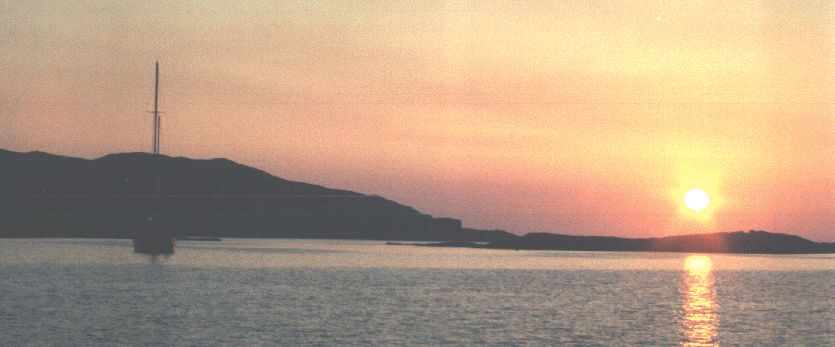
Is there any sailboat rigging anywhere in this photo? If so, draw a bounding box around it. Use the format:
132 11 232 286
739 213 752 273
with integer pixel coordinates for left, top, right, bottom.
133 61 175 256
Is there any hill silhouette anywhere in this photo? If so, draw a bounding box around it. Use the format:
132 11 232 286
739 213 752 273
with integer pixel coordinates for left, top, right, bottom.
0 149 499 240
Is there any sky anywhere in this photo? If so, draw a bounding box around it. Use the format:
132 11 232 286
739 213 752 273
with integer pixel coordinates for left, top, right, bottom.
2 1 834 241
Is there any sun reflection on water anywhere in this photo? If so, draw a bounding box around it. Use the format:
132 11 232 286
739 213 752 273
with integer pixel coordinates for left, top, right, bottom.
680 255 718 346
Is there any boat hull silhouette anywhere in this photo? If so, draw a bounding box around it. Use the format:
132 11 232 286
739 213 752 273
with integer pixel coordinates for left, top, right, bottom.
133 228 175 255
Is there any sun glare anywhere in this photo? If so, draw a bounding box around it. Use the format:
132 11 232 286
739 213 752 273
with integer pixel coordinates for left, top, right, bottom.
684 255 713 272
684 189 709 211
681 255 717 345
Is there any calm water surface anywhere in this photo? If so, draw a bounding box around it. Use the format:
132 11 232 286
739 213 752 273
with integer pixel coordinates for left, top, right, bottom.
1 238 834 346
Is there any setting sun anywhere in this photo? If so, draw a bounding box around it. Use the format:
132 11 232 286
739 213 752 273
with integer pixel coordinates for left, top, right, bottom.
670 167 724 225
684 189 709 211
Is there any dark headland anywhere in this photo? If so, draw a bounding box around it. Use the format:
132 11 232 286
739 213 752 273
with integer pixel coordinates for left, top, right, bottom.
1 149 833 254
0 149 501 241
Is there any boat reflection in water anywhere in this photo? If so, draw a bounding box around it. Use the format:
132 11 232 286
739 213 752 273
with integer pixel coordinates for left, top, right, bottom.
680 255 718 346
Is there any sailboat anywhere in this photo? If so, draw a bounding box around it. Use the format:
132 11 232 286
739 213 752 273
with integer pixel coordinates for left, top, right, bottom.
133 62 175 256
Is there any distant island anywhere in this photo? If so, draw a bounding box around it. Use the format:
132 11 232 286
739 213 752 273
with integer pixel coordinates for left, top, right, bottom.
2 149 833 254
395 230 835 254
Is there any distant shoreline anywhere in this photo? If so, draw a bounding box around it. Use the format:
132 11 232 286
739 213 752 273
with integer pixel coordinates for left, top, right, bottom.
388 230 835 255
3 230 834 255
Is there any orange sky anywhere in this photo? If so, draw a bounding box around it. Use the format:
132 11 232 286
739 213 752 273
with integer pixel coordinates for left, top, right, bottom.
2 1 834 240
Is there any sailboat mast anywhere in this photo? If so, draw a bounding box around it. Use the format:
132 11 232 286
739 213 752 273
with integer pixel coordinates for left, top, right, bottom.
152 61 160 155
135 61 175 256
151 62 162 198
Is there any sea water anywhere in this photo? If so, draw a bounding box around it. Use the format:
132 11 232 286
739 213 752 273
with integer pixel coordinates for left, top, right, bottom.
1 238 834 346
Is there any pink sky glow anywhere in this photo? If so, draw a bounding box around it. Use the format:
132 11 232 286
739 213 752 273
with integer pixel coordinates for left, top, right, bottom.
2 1 834 240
